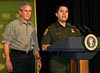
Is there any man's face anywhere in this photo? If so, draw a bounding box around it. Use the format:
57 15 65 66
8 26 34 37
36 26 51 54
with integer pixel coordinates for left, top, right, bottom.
19 5 32 21
55 6 68 22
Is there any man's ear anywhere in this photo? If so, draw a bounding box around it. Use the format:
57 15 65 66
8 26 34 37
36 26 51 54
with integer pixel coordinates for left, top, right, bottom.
55 13 57 17
18 10 21 15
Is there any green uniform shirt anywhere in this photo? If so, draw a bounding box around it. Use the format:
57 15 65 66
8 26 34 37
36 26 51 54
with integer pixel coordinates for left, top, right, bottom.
41 21 82 44
2 18 39 51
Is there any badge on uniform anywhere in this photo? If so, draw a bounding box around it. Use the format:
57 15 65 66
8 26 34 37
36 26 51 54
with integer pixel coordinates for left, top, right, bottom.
71 28 75 33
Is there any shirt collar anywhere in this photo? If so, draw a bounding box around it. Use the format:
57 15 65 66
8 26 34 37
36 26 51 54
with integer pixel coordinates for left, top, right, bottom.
18 18 32 25
56 21 66 28
56 21 71 28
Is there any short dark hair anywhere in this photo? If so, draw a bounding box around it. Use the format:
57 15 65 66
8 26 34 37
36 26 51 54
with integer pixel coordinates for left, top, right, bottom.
19 2 31 11
55 4 68 13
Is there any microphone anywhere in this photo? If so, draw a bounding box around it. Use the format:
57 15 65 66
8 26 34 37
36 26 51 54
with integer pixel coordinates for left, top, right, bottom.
75 24 92 36
82 25 92 34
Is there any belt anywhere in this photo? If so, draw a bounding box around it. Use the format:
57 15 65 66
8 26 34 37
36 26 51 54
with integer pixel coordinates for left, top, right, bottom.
11 49 33 54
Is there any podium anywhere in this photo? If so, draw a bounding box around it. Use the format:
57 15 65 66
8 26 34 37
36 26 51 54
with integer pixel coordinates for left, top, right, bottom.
47 37 100 73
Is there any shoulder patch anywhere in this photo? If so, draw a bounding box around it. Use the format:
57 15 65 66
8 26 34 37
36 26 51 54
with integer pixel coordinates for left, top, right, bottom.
43 28 49 36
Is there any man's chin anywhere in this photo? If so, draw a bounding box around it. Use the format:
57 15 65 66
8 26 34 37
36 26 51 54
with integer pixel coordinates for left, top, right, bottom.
61 20 67 22
25 18 30 21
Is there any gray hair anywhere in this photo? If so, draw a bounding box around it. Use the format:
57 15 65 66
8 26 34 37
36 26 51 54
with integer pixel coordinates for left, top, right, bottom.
19 2 31 11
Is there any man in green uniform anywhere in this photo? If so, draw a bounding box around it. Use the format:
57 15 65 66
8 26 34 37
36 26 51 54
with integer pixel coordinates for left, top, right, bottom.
41 4 81 73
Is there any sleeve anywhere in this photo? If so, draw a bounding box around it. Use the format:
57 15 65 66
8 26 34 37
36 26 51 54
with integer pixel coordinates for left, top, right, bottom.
31 29 40 51
2 22 14 45
41 27 52 44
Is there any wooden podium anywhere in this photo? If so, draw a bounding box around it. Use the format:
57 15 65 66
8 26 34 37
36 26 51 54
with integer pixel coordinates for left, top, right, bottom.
47 37 100 73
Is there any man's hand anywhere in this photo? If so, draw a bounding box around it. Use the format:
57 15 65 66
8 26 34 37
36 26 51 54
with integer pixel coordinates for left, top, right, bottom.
6 59 13 72
36 59 42 72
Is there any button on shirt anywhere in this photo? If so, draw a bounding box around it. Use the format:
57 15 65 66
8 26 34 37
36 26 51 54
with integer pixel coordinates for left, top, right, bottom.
2 19 39 51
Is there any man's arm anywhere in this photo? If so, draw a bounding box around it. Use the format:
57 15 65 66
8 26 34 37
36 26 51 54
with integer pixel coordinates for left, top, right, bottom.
34 51 42 71
3 43 13 72
34 51 41 59
3 43 10 61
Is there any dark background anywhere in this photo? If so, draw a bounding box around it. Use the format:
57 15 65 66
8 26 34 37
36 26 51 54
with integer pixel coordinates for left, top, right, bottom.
36 0 100 73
